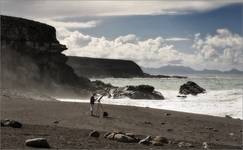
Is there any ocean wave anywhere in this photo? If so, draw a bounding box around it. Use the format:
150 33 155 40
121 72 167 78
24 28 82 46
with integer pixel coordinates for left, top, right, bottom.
58 89 242 119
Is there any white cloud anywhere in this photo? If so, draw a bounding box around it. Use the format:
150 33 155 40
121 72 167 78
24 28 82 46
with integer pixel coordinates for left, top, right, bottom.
57 27 243 71
57 28 195 68
38 19 101 29
1 1 241 19
165 37 190 41
193 28 243 70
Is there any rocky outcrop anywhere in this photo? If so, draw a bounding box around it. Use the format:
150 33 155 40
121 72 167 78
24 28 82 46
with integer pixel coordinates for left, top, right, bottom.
179 81 206 95
109 85 164 100
1 15 91 98
67 56 145 78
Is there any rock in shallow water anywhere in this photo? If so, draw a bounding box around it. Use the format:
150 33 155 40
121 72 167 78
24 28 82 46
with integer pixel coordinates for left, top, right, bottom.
110 85 164 100
179 81 206 95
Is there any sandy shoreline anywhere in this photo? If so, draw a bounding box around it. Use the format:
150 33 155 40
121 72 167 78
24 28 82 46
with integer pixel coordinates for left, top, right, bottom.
1 95 242 149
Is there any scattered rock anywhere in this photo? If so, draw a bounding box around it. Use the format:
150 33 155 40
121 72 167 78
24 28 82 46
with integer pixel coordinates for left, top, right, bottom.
202 142 209 149
89 130 100 138
144 121 152 125
125 132 136 139
178 142 193 148
25 138 50 148
153 136 169 144
179 81 206 95
1 119 22 128
114 133 136 143
167 129 173 132
53 121 59 124
110 85 164 100
164 113 171 116
229 132 234 136
104 132 111 138
139 136 152 145
106 132 116 140
225 115 233 119
177 95 187 98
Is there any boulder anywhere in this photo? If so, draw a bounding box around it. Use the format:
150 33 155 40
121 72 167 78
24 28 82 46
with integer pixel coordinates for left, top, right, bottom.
1 119 22 128
151 136 169 146
106 132 116 140
179 81 206 95
110 85 164 100
89 130 100 138
139 136 152 145
114 133 137 143
25 138 50 148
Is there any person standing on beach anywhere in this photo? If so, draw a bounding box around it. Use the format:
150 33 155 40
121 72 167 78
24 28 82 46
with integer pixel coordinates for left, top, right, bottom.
90 93 96 116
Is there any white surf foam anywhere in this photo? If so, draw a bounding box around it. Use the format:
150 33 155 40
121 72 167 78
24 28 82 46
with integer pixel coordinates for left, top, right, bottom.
58 89 242 119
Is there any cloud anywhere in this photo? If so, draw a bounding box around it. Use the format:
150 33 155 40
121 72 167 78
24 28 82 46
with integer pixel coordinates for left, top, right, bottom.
57 28 195 68
193 28 243 70
165 38 190 42
1 1 241 19
57 27 243 71
38 19 101 29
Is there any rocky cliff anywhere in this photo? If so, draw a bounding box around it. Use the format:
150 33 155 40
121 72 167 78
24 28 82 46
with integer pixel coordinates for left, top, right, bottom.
67 56 145 78
1 15 91 98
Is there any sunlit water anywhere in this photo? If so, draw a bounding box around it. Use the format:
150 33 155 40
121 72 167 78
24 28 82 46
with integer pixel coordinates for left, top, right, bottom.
58 74 243 119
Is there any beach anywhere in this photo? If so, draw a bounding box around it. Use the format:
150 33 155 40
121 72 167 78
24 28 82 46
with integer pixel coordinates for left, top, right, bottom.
1 94 242 149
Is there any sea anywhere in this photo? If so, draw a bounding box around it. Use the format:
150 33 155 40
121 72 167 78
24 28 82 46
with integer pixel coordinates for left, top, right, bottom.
58 74 243 119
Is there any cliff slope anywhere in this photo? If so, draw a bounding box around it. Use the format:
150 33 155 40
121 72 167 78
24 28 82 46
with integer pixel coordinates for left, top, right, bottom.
1 15 91 98
67 56 145 78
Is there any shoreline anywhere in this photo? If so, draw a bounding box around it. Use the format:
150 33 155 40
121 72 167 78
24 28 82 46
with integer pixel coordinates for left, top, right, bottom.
1 95 242 149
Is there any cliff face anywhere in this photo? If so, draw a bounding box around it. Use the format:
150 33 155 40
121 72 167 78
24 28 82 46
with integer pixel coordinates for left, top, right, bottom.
67 56 145 78
1 15 91 97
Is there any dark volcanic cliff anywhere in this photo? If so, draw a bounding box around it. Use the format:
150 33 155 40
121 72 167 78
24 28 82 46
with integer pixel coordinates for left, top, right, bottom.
1 15 91 98
67 56 145 78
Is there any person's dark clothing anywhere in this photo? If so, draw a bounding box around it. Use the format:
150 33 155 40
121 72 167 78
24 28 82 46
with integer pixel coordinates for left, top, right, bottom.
90 96 95 104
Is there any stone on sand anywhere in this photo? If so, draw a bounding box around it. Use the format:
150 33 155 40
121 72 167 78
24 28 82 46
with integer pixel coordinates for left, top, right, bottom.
139 136 152 145
89 130 100 138
114 133 136 143
1 119 22 128
25 138 50 148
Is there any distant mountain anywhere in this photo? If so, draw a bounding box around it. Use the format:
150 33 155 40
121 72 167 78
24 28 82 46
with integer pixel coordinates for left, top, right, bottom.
142 65 243 75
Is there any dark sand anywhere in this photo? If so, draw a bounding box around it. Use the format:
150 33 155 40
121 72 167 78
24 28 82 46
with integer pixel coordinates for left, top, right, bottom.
1 95 242 149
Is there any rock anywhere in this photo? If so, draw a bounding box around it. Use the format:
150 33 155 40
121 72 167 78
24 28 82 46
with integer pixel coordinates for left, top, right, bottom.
178 142 193 148
144 121 152 125
1 119 22 128
167 129 173 132
179 81 206 95
89 130 100 138
1 15 91 98
25 138 50 148
104 132 111 138
225 115 233 119
106 132 116 140
139 136 152 145
152 136 169 144
177 95 187 98
125 133 136 139
229 132 234 136
202 142 209 149
114 133 136 143
110 85 164 100
164 113 171 116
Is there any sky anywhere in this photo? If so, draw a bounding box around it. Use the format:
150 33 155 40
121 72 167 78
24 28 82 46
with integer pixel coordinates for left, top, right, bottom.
1 0 243 71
